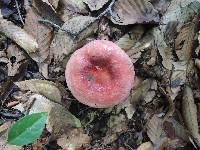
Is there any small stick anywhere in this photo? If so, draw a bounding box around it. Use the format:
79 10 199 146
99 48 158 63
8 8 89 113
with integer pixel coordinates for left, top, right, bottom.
15 0 25 25
38 19 76 37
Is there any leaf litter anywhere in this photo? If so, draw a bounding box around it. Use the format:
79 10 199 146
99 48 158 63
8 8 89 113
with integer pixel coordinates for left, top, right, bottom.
0 0 200 149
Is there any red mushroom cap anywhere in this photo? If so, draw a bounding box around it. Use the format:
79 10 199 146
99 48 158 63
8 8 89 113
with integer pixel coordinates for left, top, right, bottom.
65 40 135 108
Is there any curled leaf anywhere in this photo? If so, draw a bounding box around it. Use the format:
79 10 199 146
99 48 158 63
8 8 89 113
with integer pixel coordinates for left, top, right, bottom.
0 18 38 53
15 79 67 103
182 86 200 146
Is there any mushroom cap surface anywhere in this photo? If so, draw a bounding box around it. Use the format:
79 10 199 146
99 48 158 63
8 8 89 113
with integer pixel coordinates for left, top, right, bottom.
65 40 135 108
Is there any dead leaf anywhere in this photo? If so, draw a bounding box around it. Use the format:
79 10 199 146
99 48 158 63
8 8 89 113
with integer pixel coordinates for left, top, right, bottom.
162 0 200 29
110 0 159 25
137 142 153 150
182 86 200 146
153 28 173 70
83 0 109 11
50 16 98 62
130 79 152 104
175 22 196 61
57 129 91 150
195 59 200 70
57 0 88 22
28 94 81 138
146 115 163 144
166 61 188 100
144 91 155 103
6 44 26 76
116 26 144 52
163 118 189 142
0 18 38 53
32 0 62 25
24 8 53 63
15 79 68 104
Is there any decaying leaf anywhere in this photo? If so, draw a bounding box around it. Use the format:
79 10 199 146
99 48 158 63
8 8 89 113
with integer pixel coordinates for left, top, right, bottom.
83 0 109 11
130 79 152 104
162 0 200 28
15 79 68 104
146 115 163 144
116 25 144 52
153 28 173 70
163 118 189 142
0 18 38 53
137 142 153 150
24 8 53 63
127 29 154 57
166 61 193 100
182 86 200 146
57 129 91 150
50 16 98 62
28 94 81 138
195 59 200 70
110 0 159 25
6 44 26 76
32 0 62 25
175 22 197 61
57 0 88 22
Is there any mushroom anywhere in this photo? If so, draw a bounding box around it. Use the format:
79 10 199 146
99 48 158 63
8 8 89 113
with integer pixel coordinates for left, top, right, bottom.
65 40 135 108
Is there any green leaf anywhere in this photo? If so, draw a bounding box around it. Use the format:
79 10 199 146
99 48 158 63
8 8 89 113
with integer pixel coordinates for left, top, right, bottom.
7 112 48 146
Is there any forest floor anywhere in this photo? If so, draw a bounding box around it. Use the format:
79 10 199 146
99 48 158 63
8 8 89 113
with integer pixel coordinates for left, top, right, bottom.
0 0 200 150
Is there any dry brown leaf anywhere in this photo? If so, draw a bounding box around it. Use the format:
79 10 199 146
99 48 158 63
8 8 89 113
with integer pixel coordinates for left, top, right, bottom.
24 8 53 63
32 0 62 25
6 44 26 76
163 118 189 142
38 62 49 79
162 0 200 28
57 129 91 150
130 79 152 104
111 0 159 25
28 94 81 138
50 16 98 62
146 115 163 144
167 61 194 100
137 142 153 150
195 59 200 70
15 79 67 104
175 22 196 61
154 28 173 70
182 86 200 146
0 18 38 53
83 0 109 11
126 30 154 57
116 25 144 52
57 0 88 22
